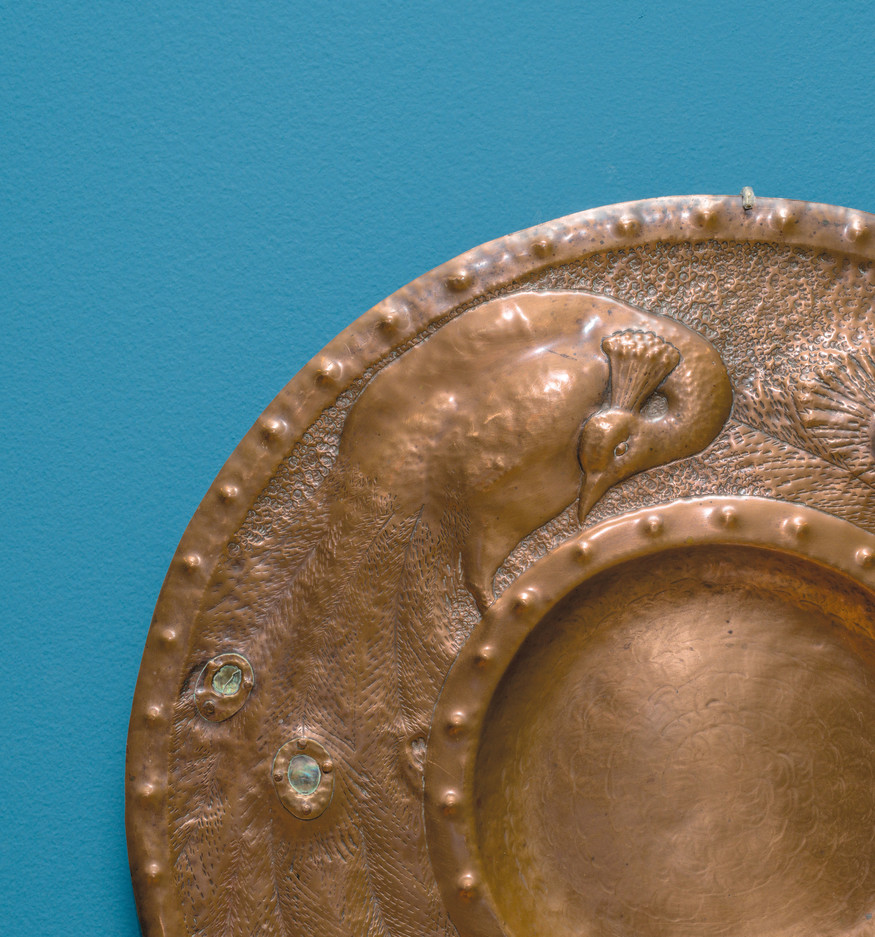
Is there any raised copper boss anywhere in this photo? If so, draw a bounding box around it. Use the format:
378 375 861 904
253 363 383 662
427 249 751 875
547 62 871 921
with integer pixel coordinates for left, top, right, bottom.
128 196 875 937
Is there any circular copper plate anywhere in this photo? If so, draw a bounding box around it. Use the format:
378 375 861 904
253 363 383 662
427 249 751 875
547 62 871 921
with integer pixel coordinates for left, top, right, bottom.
425 497 875 937
127 196 875 937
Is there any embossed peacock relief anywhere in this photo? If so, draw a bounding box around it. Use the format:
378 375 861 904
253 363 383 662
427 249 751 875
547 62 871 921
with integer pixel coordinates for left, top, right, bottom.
128 197 875 937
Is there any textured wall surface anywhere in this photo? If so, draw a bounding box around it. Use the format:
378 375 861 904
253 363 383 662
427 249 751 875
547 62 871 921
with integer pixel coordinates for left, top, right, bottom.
3 2 875 935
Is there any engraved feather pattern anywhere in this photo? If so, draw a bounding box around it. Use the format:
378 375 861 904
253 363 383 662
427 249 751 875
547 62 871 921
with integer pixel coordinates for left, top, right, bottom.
798 337 875 484
729 353 875 528
170 465 470 937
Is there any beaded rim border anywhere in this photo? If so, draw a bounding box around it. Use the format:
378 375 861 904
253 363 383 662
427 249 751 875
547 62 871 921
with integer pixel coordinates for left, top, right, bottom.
126 195 875 936
423 496 875 937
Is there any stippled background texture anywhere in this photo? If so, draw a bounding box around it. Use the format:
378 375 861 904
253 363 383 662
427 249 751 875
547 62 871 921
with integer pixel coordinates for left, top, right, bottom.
3 3 875 934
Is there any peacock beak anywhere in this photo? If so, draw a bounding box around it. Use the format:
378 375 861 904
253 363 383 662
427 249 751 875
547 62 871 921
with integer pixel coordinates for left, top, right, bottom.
577 471 612 524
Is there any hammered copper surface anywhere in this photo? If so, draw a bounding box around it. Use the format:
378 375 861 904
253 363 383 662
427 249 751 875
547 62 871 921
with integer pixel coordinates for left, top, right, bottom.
127 196 875 937
484 549 875 937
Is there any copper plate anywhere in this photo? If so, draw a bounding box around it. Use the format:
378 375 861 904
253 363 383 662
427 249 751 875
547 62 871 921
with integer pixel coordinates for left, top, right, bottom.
127 196 875 937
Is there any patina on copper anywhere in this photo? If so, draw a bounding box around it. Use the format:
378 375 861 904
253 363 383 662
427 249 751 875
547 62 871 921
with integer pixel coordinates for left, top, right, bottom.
127 196 875 937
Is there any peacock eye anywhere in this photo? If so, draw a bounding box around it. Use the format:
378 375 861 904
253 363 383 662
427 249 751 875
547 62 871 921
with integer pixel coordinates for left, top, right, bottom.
614 441 629 457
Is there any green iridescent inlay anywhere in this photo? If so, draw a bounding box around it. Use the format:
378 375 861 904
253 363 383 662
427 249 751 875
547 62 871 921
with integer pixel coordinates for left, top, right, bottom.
288 754 321 795
211 663 243 696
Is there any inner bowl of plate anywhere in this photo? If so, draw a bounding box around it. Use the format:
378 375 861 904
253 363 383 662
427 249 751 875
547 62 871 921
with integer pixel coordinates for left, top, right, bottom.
474 544 875 937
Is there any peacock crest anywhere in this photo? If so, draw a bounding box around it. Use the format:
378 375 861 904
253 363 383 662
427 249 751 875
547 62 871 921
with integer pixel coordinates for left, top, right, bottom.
602 329 681 410
799 337 875 478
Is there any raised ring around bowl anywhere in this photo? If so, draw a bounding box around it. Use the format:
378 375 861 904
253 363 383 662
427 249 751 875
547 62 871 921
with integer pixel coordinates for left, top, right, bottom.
424 496 875 937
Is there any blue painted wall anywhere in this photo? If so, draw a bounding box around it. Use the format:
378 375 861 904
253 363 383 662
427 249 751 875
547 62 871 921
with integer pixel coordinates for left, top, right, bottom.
3 2 874 934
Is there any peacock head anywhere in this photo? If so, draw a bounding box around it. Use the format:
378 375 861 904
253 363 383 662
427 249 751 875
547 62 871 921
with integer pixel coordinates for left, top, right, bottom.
577 329 684 522
577 408 640 519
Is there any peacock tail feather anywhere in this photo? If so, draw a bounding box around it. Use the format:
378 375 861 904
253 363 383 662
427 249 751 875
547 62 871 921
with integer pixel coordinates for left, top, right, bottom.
169 460 473 937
